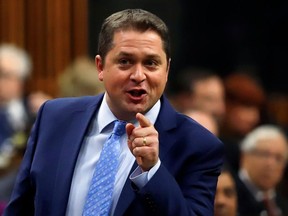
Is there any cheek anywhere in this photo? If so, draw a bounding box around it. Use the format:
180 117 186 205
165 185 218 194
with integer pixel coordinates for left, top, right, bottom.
271 167 285 181
152 74 168 89
103 72 127 90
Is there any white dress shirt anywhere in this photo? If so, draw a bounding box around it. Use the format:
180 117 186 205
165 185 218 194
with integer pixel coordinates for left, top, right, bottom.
66 93 161 216
6 99 28 131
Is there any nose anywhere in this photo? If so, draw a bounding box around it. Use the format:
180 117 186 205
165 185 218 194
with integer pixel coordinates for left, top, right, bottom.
130 64 146 84
214 192 227 206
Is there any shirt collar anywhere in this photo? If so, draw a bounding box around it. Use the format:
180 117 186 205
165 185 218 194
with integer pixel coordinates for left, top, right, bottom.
239 168 276 201
97 93 161 133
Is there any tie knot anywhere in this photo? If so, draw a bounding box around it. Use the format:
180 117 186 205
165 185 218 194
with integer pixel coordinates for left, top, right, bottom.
112 120 126 136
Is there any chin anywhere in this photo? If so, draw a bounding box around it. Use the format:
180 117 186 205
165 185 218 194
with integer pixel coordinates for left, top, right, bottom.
127 104 146 113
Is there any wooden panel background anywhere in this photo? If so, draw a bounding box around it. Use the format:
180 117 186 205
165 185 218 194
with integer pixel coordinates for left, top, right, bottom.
0 0 88 97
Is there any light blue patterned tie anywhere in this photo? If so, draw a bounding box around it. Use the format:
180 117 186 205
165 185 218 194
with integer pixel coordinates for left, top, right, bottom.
83 120 126 216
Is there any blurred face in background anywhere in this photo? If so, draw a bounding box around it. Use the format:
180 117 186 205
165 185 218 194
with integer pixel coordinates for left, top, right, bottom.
0 58 23 104
242 136 288 191
224 103 260 137
222 73 265 137
214 171 238 216
191 76 225 123
184 109 219 136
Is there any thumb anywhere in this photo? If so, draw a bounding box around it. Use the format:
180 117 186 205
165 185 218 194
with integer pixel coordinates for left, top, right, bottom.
126 123 135 137
126 123 135 152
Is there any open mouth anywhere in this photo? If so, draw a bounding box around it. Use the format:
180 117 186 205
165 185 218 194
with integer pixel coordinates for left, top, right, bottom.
128 89 146 97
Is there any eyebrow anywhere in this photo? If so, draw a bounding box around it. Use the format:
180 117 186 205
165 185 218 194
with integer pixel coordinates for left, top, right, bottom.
116 52 162 61
117 51 132 57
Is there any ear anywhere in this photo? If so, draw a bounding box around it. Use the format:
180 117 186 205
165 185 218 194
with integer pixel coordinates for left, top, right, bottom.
95 55 104 81
165 58 171 81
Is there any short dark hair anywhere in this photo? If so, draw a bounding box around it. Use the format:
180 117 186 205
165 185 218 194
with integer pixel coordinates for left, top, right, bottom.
224 72 265 107
97 9 171 63
166 67 218 96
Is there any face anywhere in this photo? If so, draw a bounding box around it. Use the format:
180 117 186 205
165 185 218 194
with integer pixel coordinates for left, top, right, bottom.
0 59 23 104
185 110 218 135
191 77 225 122
96 30 170 121
242 136 288 190
214 171 238 216
225 104 260 136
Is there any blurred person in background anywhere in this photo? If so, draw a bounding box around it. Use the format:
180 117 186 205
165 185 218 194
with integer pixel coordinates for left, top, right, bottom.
235 124 288 216
0 43 50 213
0 44 32 149
57 56 105 97
219 72 266 173
184 109 219 136
266 94 288 200
214 164 238 216
166 67 226 124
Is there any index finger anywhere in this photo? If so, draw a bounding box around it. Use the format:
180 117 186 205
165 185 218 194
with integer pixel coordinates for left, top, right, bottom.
136 113 152 128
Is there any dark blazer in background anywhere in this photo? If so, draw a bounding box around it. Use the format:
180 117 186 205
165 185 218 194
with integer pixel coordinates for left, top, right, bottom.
235 174 288 216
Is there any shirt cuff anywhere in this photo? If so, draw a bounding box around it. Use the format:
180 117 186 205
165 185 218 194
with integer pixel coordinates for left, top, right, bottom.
129 159 161 188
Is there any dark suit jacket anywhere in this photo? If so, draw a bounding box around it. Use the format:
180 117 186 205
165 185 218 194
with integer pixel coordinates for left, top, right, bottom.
0 97 33 148
234 173 288 216
4 94 224 216
0 107 14 147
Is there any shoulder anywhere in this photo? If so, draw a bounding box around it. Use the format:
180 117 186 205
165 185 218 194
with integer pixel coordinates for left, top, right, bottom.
159 96 223 150
164 105 221 143
34 94 103 124
42 94 103 112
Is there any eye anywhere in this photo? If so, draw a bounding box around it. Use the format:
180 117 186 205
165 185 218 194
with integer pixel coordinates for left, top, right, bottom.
119 58 131 65
118 58 133 70
224 188 236 198
145 59 156 66
144 59 159 70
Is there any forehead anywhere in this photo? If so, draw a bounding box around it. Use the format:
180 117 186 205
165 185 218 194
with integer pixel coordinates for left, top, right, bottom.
195 77 223 89
255 136 287 150
218 172 235 186
112 29 164 50
0 57 22 76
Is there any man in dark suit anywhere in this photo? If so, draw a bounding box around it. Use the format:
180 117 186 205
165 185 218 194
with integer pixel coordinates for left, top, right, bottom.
235 125 288 216
4 9 223 216
0 44 51 211
0 43 32 150
0 43 36 210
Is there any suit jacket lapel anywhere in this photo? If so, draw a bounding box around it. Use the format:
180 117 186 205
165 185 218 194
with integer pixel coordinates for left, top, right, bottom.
114 95 178 215
50 95 103 214
154 96 178 158
113 162 138 216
